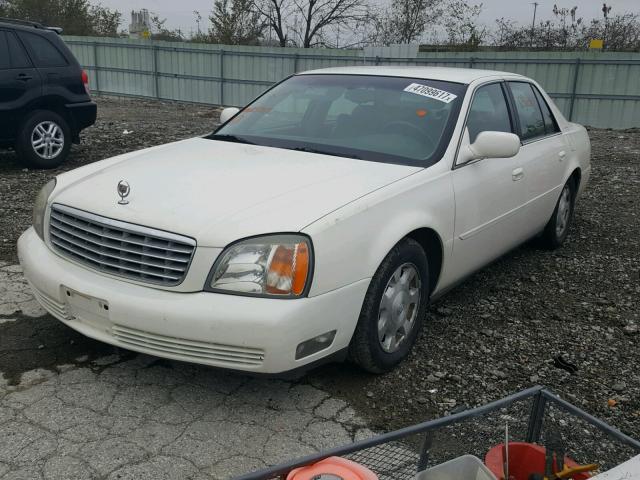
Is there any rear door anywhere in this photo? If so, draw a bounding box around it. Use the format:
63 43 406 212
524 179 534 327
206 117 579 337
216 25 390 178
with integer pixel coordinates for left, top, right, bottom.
506 81 567 232
0 30 43 141
17 30 80 101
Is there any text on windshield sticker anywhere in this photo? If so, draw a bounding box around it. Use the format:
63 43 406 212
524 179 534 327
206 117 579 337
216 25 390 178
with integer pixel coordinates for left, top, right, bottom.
403 83 458 103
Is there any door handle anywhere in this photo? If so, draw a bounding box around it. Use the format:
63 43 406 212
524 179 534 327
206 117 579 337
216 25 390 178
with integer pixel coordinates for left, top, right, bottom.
512 167 524 181
558 150 566 161
16 74 33 81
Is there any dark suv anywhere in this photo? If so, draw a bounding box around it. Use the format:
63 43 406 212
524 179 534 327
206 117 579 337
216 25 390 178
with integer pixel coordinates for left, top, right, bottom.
0 18 96 168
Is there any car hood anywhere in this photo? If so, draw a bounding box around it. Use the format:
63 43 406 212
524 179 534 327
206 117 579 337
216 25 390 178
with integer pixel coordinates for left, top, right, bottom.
52 138 421 246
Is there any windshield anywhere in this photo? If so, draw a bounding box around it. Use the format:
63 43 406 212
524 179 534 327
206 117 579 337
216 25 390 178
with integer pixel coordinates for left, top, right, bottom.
209 74 466 167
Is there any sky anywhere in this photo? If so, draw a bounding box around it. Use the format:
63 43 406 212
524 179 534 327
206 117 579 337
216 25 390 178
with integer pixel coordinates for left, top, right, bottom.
100 0 640 37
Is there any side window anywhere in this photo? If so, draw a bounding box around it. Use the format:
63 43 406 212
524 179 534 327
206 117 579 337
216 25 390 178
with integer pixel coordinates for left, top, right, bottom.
0 32 9 69
508 82 546 141
466 83 512 143
18 32 67 67
6 32 33 69
532 86 560 135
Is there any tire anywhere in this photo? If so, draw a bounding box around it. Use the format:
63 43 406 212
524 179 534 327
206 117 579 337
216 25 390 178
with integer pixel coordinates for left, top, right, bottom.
540 177 576 249
349 238 430 374
15 110 71 169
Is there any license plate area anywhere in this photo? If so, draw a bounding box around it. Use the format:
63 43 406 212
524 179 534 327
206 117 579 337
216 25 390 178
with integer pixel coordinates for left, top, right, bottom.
62 287 110 323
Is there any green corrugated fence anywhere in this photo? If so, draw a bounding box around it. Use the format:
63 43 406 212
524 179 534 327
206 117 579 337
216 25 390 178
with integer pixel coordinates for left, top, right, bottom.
63 36 640 129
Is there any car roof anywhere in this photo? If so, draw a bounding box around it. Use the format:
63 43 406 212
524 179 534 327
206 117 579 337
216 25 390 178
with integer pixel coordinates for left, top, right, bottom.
0 18 62 34
298 66 525 84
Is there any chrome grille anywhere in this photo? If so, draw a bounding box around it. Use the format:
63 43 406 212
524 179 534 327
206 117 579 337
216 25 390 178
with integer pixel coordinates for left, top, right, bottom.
49 204 196 286
112 324 265 366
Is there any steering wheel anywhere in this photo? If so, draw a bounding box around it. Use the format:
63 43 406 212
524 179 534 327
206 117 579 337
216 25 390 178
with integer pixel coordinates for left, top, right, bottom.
382 120 436 148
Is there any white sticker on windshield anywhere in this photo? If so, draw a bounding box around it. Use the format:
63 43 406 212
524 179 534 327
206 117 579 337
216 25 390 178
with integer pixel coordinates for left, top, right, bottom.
403 83 458 103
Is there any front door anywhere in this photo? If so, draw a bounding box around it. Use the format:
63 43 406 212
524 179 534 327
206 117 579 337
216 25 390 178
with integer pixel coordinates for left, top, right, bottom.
0 30 42 141
450 82 530 281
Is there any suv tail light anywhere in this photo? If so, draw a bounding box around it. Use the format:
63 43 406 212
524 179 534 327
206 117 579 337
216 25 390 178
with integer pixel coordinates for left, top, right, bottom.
81 70 91 96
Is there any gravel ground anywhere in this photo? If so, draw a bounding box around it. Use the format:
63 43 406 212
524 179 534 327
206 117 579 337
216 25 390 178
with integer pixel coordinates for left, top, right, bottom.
1 96 639 475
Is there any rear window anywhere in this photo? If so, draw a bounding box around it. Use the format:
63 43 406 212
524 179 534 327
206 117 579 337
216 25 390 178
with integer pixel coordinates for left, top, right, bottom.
19 31 67 67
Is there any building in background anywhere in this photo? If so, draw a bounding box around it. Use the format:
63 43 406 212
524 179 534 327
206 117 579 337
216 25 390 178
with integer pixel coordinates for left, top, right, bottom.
129 9 151 39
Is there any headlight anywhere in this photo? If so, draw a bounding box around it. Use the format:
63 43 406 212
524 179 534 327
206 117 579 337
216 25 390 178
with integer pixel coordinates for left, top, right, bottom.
33 179 56 240
208 234 312 297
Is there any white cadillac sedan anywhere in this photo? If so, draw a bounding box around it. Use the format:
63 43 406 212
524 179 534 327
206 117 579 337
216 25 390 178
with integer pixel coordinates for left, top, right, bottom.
18 67 590 374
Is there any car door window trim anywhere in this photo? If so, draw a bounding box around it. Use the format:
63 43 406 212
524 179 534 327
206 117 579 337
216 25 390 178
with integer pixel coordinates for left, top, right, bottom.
18 31 68 68
507 81 562 144
531 84 560 136
452 79 515 171
0 29 34 69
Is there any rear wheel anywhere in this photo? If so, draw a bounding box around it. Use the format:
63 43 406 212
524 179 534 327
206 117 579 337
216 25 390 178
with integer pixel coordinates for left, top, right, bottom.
16 110 71 169
540 178 576 249
349 238 429 373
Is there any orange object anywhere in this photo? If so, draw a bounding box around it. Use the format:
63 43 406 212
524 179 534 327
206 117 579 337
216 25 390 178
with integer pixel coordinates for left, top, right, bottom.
265 241 309 296
485 443 591 480
291 242 310 295
416 109 428 117
286 456 378 480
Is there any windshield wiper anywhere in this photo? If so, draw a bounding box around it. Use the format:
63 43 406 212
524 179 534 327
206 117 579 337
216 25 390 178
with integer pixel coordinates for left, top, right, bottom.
290 146 361 160
209 134 254 145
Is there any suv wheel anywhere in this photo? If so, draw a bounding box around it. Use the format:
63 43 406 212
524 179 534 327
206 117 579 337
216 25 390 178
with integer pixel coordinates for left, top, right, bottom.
16 110 71 169
349 238 429 373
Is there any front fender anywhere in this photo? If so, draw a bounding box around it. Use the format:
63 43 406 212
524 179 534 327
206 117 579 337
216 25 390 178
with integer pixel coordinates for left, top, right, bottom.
303 168 455 297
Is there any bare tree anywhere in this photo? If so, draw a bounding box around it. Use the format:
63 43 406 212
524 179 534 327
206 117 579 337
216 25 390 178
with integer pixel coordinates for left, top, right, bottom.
288 0 370 48
209 0 266 45
443 0 486 48
149 14 184 41
550 4 582 48
492 17 529 49
581 12 640 51
253 0 291 46
374 0 442 45
488 3 640 51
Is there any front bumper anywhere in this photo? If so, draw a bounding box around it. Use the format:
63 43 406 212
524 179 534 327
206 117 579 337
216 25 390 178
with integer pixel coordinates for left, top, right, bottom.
18 227 369 373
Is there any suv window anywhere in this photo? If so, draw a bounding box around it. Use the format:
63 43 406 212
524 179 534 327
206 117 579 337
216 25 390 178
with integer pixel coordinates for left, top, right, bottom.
508 82 546 141
532 86 560 135
6 31 33 69
19 31 67 67
0 32 9 69
466 83 512 143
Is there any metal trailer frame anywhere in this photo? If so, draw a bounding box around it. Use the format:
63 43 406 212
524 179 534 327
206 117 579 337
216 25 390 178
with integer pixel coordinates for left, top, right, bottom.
233 386 640 480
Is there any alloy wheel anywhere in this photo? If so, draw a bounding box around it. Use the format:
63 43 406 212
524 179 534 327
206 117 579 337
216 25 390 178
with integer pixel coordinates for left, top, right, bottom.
31 121 65 160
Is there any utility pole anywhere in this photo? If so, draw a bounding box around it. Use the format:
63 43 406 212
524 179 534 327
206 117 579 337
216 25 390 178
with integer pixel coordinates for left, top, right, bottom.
530 2 539 48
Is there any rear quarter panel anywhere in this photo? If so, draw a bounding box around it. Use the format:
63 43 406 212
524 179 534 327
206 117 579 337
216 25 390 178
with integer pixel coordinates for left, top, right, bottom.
563 122 591 198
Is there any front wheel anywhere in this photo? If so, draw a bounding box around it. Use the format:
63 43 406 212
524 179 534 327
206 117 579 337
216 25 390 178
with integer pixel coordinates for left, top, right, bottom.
540 178 576 249
349 238 429 373
15 110 71 169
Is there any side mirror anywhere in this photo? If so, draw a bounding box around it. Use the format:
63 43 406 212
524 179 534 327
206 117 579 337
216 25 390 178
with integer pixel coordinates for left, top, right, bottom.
468 131 521 160
219 107 240 124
